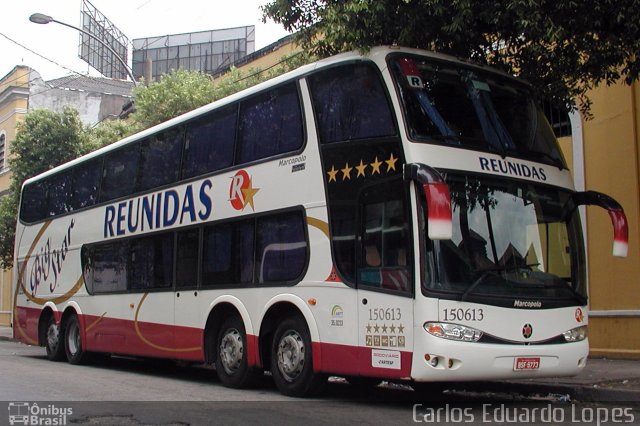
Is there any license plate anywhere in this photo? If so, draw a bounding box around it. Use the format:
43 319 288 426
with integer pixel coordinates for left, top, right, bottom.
514 357 540 371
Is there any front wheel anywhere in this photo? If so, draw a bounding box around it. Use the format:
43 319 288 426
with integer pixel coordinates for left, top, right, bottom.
270 316 324 397
65 315 88 365
215 316 259 388
44 316 66 361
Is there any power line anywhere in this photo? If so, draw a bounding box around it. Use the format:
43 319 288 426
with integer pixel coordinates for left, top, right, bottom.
0 32 133 99
0 31 85 79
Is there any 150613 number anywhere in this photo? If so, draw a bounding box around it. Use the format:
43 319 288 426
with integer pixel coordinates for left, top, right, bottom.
369 307 402 321
441 308 484 322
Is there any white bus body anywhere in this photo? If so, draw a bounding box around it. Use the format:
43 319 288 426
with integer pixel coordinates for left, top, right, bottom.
13 46 627 397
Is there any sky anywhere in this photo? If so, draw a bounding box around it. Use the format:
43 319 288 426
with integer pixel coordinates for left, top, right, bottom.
0 0 291 81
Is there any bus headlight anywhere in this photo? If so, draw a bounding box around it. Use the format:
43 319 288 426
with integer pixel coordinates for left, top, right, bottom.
563 325 588 342
424 322 483 342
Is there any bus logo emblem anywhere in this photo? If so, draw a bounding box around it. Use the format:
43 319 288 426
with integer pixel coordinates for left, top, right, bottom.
522 323 533 339
229 170 260 211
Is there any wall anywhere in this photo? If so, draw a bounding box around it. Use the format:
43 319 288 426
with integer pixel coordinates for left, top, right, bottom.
578 81 640 358
0 66 31 326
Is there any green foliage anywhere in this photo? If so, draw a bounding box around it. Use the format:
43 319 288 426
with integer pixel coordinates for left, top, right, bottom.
86 119 140 152
130 69 218 129
263 0 640 115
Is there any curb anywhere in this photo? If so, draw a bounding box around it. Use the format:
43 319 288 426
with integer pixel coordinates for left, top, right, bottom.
449 380 640 403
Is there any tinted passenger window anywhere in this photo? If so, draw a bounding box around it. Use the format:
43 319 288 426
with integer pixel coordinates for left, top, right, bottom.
47 173 72 216
238 83 303 163
183 106 236 179
308 64 396 143
83 242 129 294
202 220 254 286
100 143 140 202
138 129 183 192
256 211 307 283
21 182 46 223
71 158 102 210
130 234 174 291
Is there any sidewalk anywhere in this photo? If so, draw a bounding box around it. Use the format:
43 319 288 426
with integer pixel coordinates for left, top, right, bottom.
1 324 638 401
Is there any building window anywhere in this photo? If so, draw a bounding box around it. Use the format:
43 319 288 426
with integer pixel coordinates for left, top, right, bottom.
543 101 572 138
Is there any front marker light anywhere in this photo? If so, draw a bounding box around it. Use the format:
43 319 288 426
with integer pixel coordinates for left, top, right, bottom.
424 322 483 342
563 325 588 342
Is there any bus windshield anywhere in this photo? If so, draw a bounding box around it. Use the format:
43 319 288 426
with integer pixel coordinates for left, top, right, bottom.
390 54 566 169
426 174 587 307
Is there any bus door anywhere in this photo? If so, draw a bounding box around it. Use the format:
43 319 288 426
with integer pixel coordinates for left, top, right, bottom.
173 227 203 360
356 178 414 378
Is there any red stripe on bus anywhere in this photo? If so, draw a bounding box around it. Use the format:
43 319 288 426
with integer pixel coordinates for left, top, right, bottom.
15 307 412 378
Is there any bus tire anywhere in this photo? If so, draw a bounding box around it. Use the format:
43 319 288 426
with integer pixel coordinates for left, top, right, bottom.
64 315 88 365
215 316 258 389
44 316 66 362
270 316 325 397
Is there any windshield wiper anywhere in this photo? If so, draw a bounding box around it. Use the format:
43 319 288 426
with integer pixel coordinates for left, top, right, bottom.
541 279 587 305
460 264 538 301
460 267 504 301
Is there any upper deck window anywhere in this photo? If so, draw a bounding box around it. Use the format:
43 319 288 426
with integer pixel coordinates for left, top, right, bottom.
308 63 396 144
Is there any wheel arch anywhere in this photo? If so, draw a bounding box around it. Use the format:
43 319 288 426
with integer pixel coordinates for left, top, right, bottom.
202 296 253 365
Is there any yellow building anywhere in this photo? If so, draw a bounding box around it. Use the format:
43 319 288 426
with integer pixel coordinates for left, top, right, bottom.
0 66 31 326
565 81 640 358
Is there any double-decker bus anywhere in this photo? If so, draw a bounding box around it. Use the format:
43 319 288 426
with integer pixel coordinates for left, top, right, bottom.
13 46 628 397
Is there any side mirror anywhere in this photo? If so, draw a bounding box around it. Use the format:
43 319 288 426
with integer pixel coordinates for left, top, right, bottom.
404 163 452 240
573 191 628 257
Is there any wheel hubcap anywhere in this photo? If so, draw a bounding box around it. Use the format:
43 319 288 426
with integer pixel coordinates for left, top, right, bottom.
219 328 243 375
67 322 80 356
47 323 59 352
277 330 305 382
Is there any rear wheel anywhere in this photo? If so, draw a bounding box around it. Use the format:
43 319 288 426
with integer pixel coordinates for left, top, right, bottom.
270 316 324 397
44 316 66 361
215 316 259 388
65 315 88 365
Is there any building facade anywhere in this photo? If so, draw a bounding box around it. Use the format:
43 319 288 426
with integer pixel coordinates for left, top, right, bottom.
0 66 31 326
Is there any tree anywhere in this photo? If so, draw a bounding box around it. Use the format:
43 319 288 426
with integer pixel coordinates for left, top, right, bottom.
263 0 640 115
0 107 90 268
130 69 219 129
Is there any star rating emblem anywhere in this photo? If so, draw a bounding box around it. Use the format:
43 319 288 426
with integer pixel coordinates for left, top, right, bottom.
373 323 380 333
341 162 353 180
327 165 338 183
370 156 383 175
366 324 372 333
397 324 405 334
355 160 368 177
385 153 398 172
381 324 388 333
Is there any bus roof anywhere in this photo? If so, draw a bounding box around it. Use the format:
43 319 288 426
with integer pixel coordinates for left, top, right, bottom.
22 46 524 187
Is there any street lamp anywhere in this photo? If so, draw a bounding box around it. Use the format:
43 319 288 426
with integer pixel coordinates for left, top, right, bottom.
29 13 137 86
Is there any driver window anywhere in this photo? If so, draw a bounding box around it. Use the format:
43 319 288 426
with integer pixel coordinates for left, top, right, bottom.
358 180 412 293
